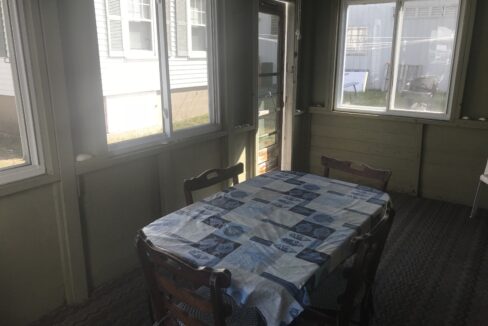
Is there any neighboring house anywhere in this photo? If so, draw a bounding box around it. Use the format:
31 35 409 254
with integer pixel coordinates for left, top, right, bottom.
95 0 208 94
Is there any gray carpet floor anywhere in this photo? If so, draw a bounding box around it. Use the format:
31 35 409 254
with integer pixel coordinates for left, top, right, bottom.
30 194 488 326
373 194 488 326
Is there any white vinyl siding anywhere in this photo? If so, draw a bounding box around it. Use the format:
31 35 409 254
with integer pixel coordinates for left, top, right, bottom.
168 58 207 89
95 0 207 92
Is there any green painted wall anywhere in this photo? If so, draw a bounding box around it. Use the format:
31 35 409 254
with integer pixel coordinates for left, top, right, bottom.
80 157 161 288
0 136 227 325
0 185 65 325
298 0 488 209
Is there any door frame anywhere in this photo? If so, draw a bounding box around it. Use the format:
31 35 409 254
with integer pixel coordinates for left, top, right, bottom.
256 0 286 174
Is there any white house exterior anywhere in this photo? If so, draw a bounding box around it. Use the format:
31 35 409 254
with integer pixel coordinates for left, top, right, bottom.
94 0 211 137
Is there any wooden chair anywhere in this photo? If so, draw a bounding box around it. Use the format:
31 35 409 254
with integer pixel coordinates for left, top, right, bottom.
183 163 244 205
321 156 392 191
295 204 395 326
136 231 264 326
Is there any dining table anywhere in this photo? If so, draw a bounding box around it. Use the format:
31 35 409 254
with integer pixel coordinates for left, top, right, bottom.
142 170 391 326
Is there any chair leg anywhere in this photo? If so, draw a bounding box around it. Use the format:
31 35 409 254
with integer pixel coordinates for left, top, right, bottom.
470 180 482 219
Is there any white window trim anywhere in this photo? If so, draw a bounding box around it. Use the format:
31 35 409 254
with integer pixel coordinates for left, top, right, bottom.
106 0 158 59
0 0 45 185
106 0 220 153
334 0 467 121
186 0 207 58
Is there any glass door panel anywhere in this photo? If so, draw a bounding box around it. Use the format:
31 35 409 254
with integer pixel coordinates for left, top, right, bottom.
256 1 284 175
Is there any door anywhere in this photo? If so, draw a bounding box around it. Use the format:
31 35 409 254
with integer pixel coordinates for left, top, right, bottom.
256 0 285 175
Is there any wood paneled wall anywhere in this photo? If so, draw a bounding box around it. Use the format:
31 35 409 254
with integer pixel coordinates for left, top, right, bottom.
309 114 421 194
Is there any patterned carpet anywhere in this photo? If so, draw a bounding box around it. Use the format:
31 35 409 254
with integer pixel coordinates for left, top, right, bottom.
30 270 151 326
30 194 488 326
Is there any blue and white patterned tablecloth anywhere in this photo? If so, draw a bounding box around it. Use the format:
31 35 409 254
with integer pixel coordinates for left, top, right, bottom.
143 171 390 326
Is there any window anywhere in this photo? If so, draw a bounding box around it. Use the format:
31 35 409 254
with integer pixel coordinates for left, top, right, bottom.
96 0 218 146
188 0 207 56
106 0 156 57
128 0 153 51
0 0 44 184
336 0 463 119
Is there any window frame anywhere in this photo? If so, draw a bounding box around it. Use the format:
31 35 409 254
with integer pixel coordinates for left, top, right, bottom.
105 0 221 153
0 0 45 185
334 0 467 121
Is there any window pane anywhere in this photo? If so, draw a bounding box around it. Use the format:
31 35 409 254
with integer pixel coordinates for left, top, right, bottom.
258 112 277 137
0 68 26 169
258 12 280 74
97 1 163 144
105 92 162 144
170 88 209 130
339 2 396 110
258 75 279 112
142 4 151 20
169 0 211 131
129 21 152 50
393 0 460 114
0 4 28 170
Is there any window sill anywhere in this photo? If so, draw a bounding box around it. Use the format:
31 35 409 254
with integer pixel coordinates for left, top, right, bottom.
75 129 228 176
334 105 450 121
0 172 60 198
309 106 488 130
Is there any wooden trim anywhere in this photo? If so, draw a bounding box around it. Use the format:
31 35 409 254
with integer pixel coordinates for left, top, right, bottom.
450 0 478 120
0 173 59 197
414 123 424 197
309 107 488 130
40 0 89 303
75 130 228 176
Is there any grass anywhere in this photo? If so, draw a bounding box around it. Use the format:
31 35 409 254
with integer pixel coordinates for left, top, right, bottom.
0 133 25 169
107 114 211 144
343 90 447 113
173 114 209 131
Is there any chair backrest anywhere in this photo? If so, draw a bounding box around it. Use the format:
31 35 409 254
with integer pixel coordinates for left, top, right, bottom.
338 204 395 325
183 163 244 205
321 155 392 191
136 231 233 326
